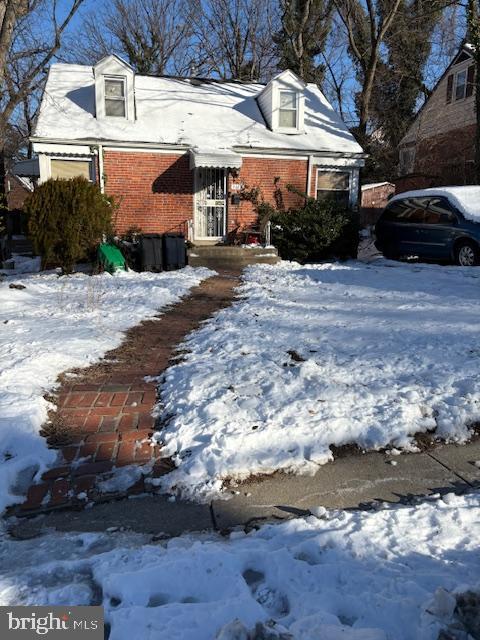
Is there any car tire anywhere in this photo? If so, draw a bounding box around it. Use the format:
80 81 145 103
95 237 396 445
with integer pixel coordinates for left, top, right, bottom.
454 240 480 267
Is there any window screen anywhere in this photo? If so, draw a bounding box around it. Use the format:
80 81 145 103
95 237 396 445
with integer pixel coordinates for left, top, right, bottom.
279 90 297 128
105 78 126 117
50 159 92 180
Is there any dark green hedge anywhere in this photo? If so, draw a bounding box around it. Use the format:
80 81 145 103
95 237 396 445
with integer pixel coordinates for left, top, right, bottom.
25 177 114 274
271 197 359 264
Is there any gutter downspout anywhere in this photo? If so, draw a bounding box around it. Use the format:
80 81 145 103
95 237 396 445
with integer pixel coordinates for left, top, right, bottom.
306 154 314 198
98 144 105 193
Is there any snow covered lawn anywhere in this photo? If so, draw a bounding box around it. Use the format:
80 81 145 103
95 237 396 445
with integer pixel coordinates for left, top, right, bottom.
2 492 479 639
0 267 212 513
157 260 480 501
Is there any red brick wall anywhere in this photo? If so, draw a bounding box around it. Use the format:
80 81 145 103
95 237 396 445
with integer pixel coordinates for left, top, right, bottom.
401 123 477 189
5 175 30 210
227 157 308 231
360 183 395 226
104 150 309 235
104 151 194 234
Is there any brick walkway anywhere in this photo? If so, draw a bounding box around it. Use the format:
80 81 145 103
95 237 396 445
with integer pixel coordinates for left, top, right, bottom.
17 272 240 515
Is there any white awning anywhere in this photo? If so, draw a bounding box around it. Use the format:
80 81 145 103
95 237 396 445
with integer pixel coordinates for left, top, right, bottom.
189 148 242 170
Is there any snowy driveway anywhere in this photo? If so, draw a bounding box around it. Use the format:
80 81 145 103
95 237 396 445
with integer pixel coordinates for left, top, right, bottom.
158 260 480 501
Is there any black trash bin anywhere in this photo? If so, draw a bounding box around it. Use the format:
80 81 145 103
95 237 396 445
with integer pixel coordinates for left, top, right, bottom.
139 234 163 272
162 233 186 270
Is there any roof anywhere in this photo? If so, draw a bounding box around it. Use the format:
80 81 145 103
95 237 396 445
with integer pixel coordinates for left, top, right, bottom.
33 63 364 156
390 186 480 223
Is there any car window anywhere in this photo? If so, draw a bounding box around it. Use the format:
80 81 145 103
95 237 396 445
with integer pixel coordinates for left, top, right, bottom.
404 198 427 223
424 197 457 225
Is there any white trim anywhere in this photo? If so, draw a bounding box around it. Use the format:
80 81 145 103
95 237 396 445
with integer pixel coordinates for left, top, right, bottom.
239 152 309 160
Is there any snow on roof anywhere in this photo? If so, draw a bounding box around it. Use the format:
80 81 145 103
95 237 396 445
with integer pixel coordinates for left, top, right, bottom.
390 186 480 222
33 63 363 155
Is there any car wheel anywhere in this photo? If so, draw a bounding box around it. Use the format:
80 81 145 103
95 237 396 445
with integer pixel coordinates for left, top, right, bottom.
455 241 480 266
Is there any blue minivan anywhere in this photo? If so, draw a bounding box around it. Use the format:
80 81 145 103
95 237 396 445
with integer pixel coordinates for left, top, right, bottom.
375 187 480 266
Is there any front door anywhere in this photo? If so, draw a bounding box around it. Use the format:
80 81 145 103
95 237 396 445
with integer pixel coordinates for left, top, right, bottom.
194 168 227 240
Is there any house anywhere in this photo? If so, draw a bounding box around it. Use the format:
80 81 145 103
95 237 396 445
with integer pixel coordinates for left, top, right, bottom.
29 55 365 244
4 171 34 211
360 182 395 226
398 43 476 191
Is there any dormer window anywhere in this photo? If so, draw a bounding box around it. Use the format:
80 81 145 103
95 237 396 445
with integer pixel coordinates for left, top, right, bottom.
105 77 126 117
256 69 306 134
94 54 135 122
279 90 297 128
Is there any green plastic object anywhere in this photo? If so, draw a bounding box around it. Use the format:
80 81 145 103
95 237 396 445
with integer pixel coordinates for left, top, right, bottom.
97 243 126 274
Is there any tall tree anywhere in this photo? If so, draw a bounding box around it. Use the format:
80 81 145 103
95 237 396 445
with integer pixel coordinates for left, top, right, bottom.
332 0 403 144
467 0 480 182
368 0 450 178
274 0 334 83
77 0 195 75
190 0 279 81
0 0 84 197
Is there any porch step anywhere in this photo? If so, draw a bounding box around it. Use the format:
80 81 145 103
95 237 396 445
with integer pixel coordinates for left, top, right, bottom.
187 245 279 270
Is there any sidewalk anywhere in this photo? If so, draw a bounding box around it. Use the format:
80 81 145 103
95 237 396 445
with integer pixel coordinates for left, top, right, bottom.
15 272 240 514
10 438 480 539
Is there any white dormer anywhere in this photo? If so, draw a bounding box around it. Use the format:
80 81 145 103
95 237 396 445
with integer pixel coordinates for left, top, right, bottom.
94 54 135 122
257 70 306 134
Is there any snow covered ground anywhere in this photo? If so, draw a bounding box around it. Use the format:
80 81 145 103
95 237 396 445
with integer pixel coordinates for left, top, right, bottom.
157 260 480 501
0 267 212 514
1 492 479 639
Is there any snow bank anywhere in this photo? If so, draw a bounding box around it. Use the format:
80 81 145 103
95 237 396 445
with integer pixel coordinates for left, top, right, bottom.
156 260 480 501
0 267 213 514
1 492 479 639
389 186 480 222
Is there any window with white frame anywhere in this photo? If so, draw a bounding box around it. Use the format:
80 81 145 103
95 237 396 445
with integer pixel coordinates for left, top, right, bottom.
104 77 126 117
279 90 297 128
316 170 350 207
50 159 93 181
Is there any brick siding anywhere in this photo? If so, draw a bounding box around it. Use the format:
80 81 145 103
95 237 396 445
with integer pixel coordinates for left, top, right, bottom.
104 151 194 235
399 123 477 192
104 150 309 235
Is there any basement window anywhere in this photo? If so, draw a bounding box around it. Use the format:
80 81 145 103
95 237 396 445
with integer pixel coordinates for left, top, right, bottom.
105 77 126 117
50 159 93 181
316 170 350 207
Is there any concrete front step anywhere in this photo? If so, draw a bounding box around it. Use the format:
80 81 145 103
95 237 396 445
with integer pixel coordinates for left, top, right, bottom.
188 245 279 269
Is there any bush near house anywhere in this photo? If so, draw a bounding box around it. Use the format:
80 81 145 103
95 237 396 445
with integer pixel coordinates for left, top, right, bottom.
25 177 114 274
271 194 359 264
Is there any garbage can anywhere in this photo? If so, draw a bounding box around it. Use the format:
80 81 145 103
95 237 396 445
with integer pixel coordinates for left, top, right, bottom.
98 243 127 274
162 233 186 270
140 234 163 272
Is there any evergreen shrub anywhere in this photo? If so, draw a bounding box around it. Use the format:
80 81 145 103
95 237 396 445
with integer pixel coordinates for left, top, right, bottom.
25 177 114 273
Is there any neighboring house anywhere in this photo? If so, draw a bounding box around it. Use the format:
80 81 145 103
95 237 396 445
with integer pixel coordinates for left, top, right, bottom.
398 43 477 190
4 173 33 210
360 182 395 226
28 55 365 243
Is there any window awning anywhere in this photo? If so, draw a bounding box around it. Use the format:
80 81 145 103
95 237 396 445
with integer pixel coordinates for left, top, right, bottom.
189 148 242 170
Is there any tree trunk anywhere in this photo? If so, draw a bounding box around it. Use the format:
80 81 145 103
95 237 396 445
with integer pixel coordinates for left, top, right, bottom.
469 0 480 183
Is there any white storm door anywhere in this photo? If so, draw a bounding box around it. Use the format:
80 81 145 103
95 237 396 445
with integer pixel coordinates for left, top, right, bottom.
195 167 227 240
